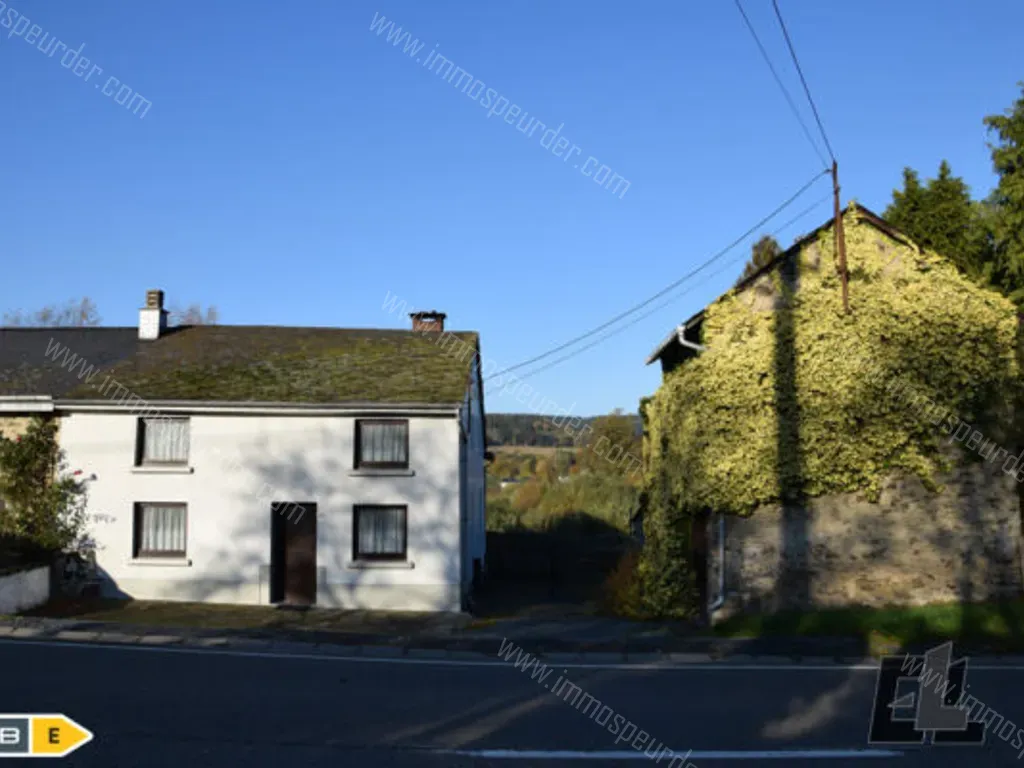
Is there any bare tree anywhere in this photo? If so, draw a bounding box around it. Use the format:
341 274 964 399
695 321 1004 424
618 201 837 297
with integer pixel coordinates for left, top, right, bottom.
2 298 101 327
168 304 219 326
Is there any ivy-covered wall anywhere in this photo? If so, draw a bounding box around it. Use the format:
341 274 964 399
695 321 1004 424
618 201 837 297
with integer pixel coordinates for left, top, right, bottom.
639 206 1023 618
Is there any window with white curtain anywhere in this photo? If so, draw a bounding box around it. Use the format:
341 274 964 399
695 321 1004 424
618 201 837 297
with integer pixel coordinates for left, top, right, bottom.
355 420 408 468
138 418 190 465
353 505 407 560
133 503 187 558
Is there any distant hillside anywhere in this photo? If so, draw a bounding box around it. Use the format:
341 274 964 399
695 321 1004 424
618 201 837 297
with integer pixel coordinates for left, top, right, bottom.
486 412 641 448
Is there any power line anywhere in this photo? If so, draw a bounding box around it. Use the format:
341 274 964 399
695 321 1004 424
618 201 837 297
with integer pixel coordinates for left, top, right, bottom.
484 169 830 383
494 193 833 386
732 0 828 169
772 0 836 163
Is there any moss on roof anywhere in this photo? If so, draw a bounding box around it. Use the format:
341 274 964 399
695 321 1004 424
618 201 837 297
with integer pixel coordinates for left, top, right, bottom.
63 326 479 404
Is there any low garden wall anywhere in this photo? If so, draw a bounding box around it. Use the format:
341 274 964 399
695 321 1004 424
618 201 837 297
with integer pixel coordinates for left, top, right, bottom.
0 565 50 614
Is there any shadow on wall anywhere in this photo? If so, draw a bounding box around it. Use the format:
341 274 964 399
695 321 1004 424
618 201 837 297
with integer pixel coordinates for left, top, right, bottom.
93 423 464 611
715 237 1024 627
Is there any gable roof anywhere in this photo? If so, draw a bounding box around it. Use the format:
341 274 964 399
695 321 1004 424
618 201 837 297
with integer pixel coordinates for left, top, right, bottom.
645 204 915 366
1 325 479 406
0 327 141 397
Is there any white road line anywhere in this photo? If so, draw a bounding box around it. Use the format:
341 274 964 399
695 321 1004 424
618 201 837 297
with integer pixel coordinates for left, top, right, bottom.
436 748 905 760
2 638 1023 672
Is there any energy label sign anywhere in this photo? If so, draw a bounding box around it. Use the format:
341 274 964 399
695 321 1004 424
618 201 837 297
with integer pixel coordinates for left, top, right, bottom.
0 715 92 758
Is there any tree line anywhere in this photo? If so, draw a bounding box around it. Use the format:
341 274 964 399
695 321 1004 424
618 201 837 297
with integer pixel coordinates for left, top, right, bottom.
486 411 641 448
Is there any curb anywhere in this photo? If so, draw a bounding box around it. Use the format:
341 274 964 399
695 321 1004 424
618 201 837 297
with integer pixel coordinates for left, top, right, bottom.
4 617 1024 664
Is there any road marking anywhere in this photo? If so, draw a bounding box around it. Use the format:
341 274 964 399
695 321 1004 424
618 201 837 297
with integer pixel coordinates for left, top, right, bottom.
435 748 905 760
2 638 1023 672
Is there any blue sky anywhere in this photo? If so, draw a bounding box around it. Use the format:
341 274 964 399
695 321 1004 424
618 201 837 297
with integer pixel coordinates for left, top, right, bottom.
1 1 1021 417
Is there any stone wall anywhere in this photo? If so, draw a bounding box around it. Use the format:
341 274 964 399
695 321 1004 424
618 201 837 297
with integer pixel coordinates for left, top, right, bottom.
709 445 1024 621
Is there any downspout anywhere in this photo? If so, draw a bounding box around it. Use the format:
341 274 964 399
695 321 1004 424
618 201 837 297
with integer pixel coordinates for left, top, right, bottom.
707 514 726 612
676 324 707 353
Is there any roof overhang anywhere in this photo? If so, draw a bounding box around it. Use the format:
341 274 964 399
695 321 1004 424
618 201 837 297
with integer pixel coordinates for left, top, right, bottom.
0 396 55 413
645 311 705 365
52 399 461 417
644 204 913 368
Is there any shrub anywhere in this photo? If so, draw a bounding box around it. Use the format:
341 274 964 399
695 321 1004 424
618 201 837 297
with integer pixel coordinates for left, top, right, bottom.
601 550 645 618
486 496 523 531
0 417 88 553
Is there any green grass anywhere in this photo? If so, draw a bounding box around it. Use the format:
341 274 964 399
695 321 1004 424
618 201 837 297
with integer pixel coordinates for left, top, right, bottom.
714 598 1024 652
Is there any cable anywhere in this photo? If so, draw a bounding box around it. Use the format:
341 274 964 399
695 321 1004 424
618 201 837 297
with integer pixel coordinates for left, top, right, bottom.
488 193 834 389
772 0 836 164
492 193 833 386
733 0 828 169
484 170 830 383
768 191 832 237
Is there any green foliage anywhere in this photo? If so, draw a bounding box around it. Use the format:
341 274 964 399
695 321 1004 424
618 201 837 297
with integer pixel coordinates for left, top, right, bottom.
884 162 990 279
601 550 645 618
485 495 523 531
485 442 640 534
879 85 1024 305
738 235 783 283
578 408 642 482
0 418 89 553
985 84 1024 300
486 413 640 448
637 209 1019 617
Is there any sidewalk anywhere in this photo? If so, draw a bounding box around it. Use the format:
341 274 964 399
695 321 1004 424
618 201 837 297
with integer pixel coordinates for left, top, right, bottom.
4 613 1024 664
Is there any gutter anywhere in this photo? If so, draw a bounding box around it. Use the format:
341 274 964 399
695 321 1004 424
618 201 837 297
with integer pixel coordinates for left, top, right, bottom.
52 399 462 417
0 396 55 413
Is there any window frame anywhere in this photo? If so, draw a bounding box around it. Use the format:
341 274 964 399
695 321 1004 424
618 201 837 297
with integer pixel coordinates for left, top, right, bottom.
133 502 188 559
353 419 409 470
135 417 191 466
352 504 408 562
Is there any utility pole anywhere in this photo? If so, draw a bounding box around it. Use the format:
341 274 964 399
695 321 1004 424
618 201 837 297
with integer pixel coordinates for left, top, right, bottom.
832 160 850 313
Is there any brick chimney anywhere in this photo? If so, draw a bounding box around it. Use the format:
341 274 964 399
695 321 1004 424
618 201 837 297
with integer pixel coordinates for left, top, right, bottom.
139 289 168 340
410 311 446 333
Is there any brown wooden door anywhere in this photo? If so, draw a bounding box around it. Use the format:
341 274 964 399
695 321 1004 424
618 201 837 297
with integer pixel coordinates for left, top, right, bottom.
271 503 317 606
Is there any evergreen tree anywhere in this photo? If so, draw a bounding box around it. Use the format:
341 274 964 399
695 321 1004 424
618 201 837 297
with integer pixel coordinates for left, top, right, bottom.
984 84 1024 302
884 161 989 279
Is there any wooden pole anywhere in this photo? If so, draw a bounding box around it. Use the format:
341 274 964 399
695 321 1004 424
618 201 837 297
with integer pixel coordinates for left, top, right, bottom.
832 161 850 313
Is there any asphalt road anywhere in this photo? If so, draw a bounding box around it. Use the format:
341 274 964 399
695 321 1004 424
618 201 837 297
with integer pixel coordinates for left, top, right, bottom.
2 639 1023 766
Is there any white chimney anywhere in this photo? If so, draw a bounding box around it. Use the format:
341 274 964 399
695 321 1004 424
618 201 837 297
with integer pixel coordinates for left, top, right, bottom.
139 289 168 340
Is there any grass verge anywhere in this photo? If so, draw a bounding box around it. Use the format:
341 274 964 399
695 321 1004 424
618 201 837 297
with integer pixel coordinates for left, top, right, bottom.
713 598 1024 652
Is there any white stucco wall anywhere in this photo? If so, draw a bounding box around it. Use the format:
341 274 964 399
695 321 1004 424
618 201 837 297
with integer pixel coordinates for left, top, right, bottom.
0 566 50 614
59 410 466 611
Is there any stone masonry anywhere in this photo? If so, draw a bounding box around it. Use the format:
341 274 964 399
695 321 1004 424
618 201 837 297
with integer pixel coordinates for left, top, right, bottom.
709 444 1024 621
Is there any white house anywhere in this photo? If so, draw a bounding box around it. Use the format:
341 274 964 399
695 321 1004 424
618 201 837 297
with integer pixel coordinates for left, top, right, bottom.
0 291 486 612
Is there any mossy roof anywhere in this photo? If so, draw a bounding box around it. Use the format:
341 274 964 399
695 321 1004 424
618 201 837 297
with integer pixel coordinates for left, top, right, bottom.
0 328 141 396
57 326 479 404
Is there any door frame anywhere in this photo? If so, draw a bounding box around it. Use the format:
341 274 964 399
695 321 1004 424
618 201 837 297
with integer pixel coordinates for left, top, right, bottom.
269 501 317 606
